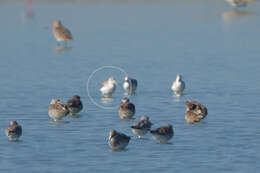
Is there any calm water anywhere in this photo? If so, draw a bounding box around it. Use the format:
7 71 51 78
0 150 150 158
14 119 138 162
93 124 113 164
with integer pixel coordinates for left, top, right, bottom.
1 0 260 172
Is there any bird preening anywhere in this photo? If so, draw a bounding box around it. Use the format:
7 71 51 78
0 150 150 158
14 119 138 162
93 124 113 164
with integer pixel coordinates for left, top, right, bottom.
5 120 22 141
48 96 83 122
185 100 208 124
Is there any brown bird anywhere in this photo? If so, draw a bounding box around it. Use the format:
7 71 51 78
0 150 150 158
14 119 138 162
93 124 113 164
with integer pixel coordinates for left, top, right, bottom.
48 98 69 121
185 110 204 124
118 98 135 120
185 101 208 124
185 101 208 117
108 130 131 150
52 20 72 45
66 95 83 116
5 120 22 140
150 124 174 143
131 115 152 138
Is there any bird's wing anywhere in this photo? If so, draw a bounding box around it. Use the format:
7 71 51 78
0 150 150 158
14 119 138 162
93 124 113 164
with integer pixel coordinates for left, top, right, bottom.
60 26 73 40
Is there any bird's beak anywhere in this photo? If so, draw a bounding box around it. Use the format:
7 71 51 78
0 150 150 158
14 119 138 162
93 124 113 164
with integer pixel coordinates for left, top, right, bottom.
43 24 53 30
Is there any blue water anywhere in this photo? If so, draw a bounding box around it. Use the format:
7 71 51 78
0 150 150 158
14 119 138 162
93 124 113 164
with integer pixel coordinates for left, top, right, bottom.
1 0 260 172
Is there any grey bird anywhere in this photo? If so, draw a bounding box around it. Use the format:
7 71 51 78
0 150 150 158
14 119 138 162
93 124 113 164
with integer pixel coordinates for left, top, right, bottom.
66 95 83 116
5 120 22 140
150 124 174 143
48 98 69 121
131 115 152 138
118 98 135 120
123 76 138 94
185 100 207 124
108 130 131 150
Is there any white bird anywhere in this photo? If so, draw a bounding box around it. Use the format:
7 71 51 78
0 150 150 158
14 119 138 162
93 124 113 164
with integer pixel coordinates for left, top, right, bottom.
171 74 185 96
123 76 138 94
100 77 117 97
225 0 256 7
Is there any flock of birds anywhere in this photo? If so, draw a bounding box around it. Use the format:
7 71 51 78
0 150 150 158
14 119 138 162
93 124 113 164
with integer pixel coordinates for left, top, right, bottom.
6 0 255 149
6 67 207 150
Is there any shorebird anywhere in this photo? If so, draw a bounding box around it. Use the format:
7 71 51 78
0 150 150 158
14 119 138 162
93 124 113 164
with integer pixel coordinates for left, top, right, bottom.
48 98 69 121
118 98 135 120
123 76 138 94
66 95 83 116
108 130 131 150
100 77 117 97
150 124 174 143
171 74 185 96
5 120 22 140
185 110 204 124
131 115 152 138
24 0 34 20
51 20 72 45
185 101 208 124
225 0 256 7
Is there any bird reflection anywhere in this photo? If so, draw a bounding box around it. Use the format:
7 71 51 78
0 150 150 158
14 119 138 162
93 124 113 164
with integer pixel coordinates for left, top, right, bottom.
55 46 72 53
222 10 254 22
101 97 115 104
48 120 70 125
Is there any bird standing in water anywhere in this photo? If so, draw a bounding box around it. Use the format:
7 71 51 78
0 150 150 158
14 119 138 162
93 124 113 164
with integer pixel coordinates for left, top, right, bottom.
185 101 208 124
5 120 22 141
66 95 83 116
48 98 69 121
118 98 135 120
123 76 138 94
51 20 73 45
108 130 131 150
100 77 117 98
225 0 256 7
131 115 152 138
150 124 174 144
171 74 185 96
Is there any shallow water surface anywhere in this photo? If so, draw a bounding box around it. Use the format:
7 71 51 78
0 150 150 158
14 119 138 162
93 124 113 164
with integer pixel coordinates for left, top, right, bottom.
0 0 260 172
